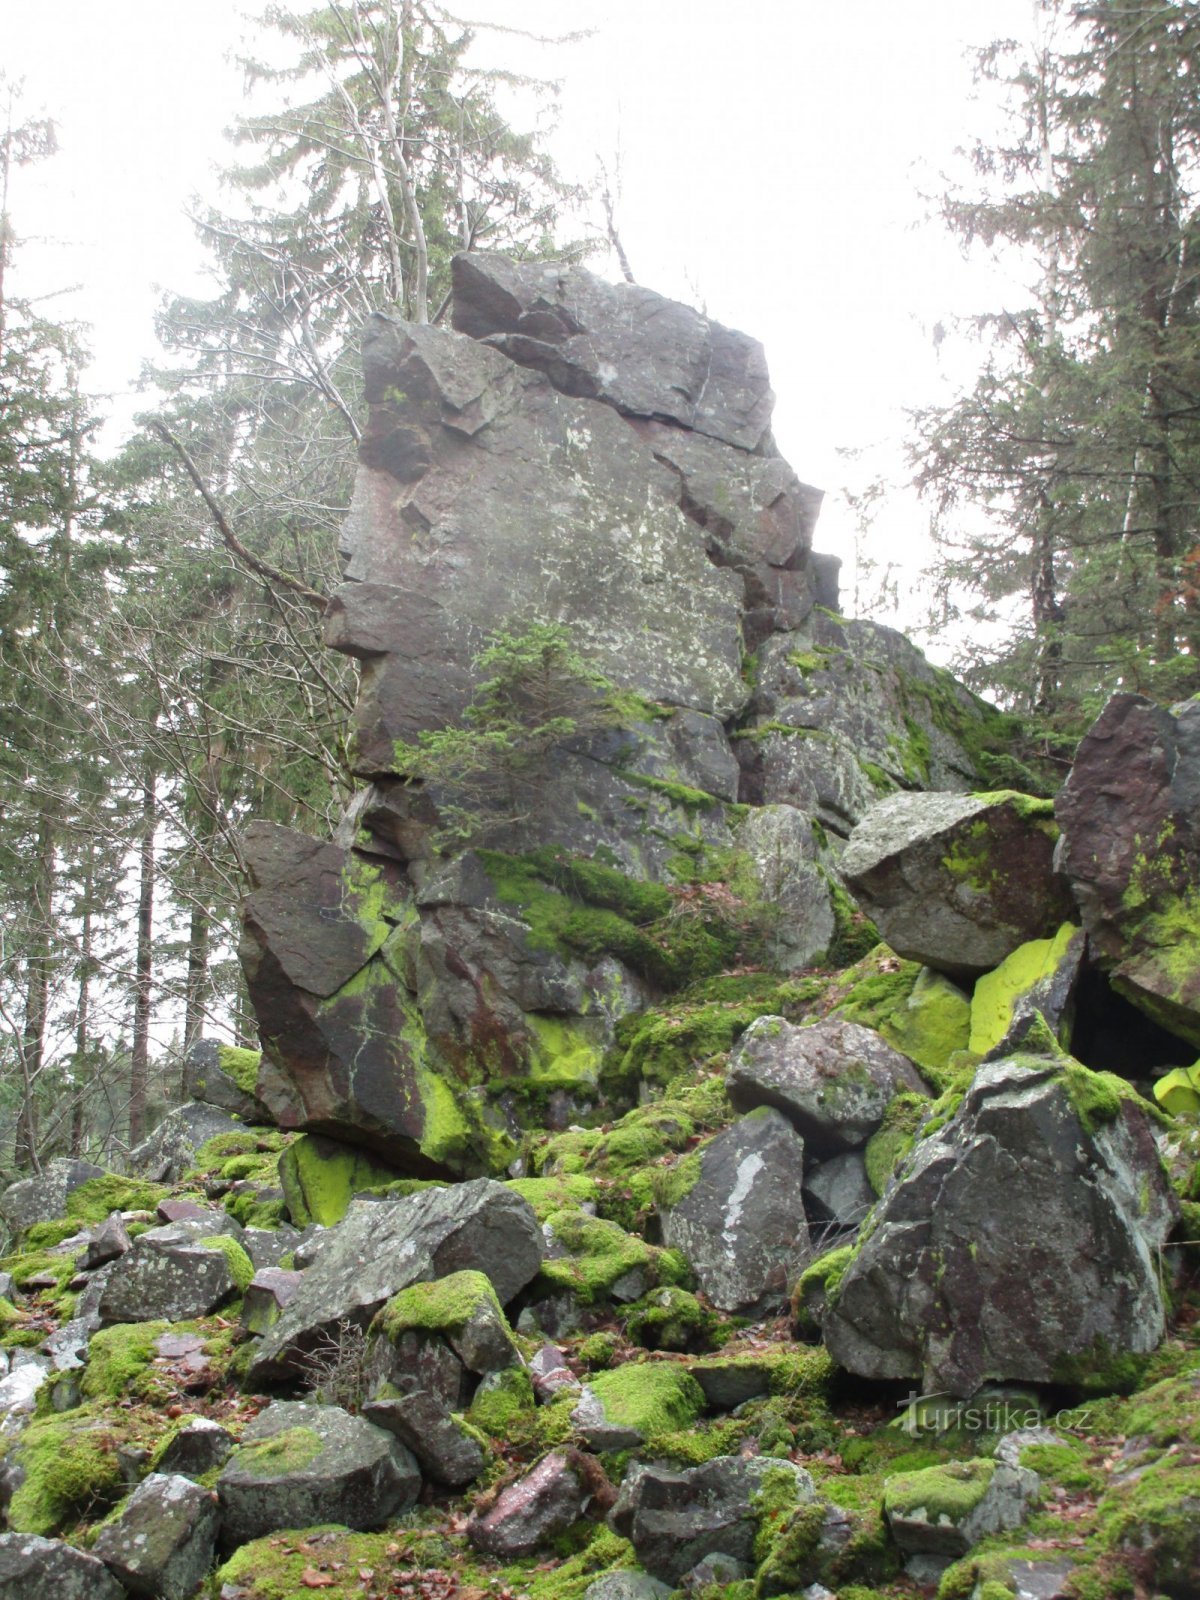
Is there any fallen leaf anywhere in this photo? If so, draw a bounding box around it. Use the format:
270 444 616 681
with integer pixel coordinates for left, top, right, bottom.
301 1570 335 1589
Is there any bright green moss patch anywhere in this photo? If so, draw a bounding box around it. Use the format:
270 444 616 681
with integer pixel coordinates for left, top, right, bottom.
193 1131 262 1164
374 1270 503 1340
792 1245 856 1333
80 1321 171 1404
884 1457 997 1523
22 1218 84 1249
505 1173 599 1221
969 924 1079 1056
625 1285 717 1351
5 1413 125 1534
218 1045 263 1093
278 1133 405 1228
199 1232 255 1292
1155 1060 1200 1118
585 1360 704 1439
525 1013 604 1094
539 1209 683 1303
467 1365 537 1436
65 1173 171 1224
830 947 969 1088
232 1425 324 1479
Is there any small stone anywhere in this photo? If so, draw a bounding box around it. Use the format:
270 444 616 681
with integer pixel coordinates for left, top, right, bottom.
363 1390 487 1487
241 1268 304 1336
467 1449 593 1557
156 1417 234 1479
529 1344 581 1403
81 1212 131 1270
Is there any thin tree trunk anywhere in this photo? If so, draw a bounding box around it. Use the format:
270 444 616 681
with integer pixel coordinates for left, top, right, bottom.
70 837 94 1157
128 751 157 1146
17 810 55 1173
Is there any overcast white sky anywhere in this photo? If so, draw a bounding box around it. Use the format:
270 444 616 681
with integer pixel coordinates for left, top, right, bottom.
5 0 1038 637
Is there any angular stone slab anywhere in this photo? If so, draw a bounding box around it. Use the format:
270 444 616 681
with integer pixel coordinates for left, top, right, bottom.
883 1457 1040 1557
247 1181 542 1383
0 1533 125 1600
363 1390 487 1488
217 1400 420 1551
92 1472 220 1600
98 1234 238 1324
659 1109 810 1313
841 791 1072 978
821 1056 1179 1396
466 1448 593 1557
727 1016 926 1152
126 1103 247 1183
609 1456 816 1586
451 253 774 451
1056 692 1200 1046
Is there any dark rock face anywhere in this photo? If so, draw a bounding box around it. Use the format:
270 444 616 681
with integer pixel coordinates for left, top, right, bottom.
466 1449 595 1556
658 1109 810 1313
841 792 1073 978
98 1231 239 1324
363 1391 487 1488
821 1057 1178 1396
1056 693 1200 1045
247 1181 543 1383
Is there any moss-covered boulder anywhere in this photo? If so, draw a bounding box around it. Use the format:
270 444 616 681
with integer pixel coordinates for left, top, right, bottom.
370 1269 519 1374
968 922 1084 1057
841 790 1072 980
882 1456 1040 1557
571 1362 704 1452
829 945 970 1088
1057 691 1200 1048
821 1055 1179 1396
216 1400 421 1551
0 1159 106 1244
184 1037 271 1122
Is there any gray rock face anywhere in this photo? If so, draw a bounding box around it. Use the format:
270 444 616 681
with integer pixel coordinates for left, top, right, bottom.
659 1109 810 1312
466 1448 593 1557
217 1400 420 1551
736 614 990 836
155 1417 234 1479
247 1181 542 1382
727 1016 926 1152
98 1234 238 1324
609 1456 816 1586
840 791 1072 978
0 1159 105 1242
451 254 775 450
242 1267 304 1336
126 1103 247 1183
582 1574 672 1600
0 1533 125 1600
736 805 838 972
803 1151 877 1232
92 1472 220 1599
1055 692 1200 1045
821 1057 1179 1395
364 1390 487 1487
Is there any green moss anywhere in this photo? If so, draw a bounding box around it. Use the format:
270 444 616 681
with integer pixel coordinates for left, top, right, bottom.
81 1321 171 1403
794 1244 856 1318
823 873 882 966
1154 1061 1200 1117
584 1361 704 1439
232 1425 324 1479
864 1090 929 1195
373 1270 503 1341
5 1413 125 1534
969 924 1079 1056
1057 1057 1165 1135
193 1131 262 1164
524 1013 604 1095
615 769 721 810
538 1209 678 1304
1052 1337 1153 1396
884 1457 997 1522
277 1134 403 1228
650 1149 703 1211
22 1218 84 1249
505 1173 599 1221
624 1285 717 1351
466 1365 536 1436
199 1232 255 1292
577 1331 620 1369
218 1044 263 1093
64 1173 171 1224
832 948 970 1088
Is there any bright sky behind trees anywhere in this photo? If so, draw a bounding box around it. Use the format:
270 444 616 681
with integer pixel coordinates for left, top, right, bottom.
7 0 1034 623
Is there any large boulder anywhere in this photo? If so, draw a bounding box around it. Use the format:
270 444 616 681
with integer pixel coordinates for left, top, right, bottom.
1056 692 1200 1046
126 1103 247 1183
820 1056 1179 1395
91 1472 220 1600
247 1181 542 1383
97 1227 246 1324
658 1109 810 1312
216 1400 420 1550
840 791 1073 978
727 1016 927 1152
